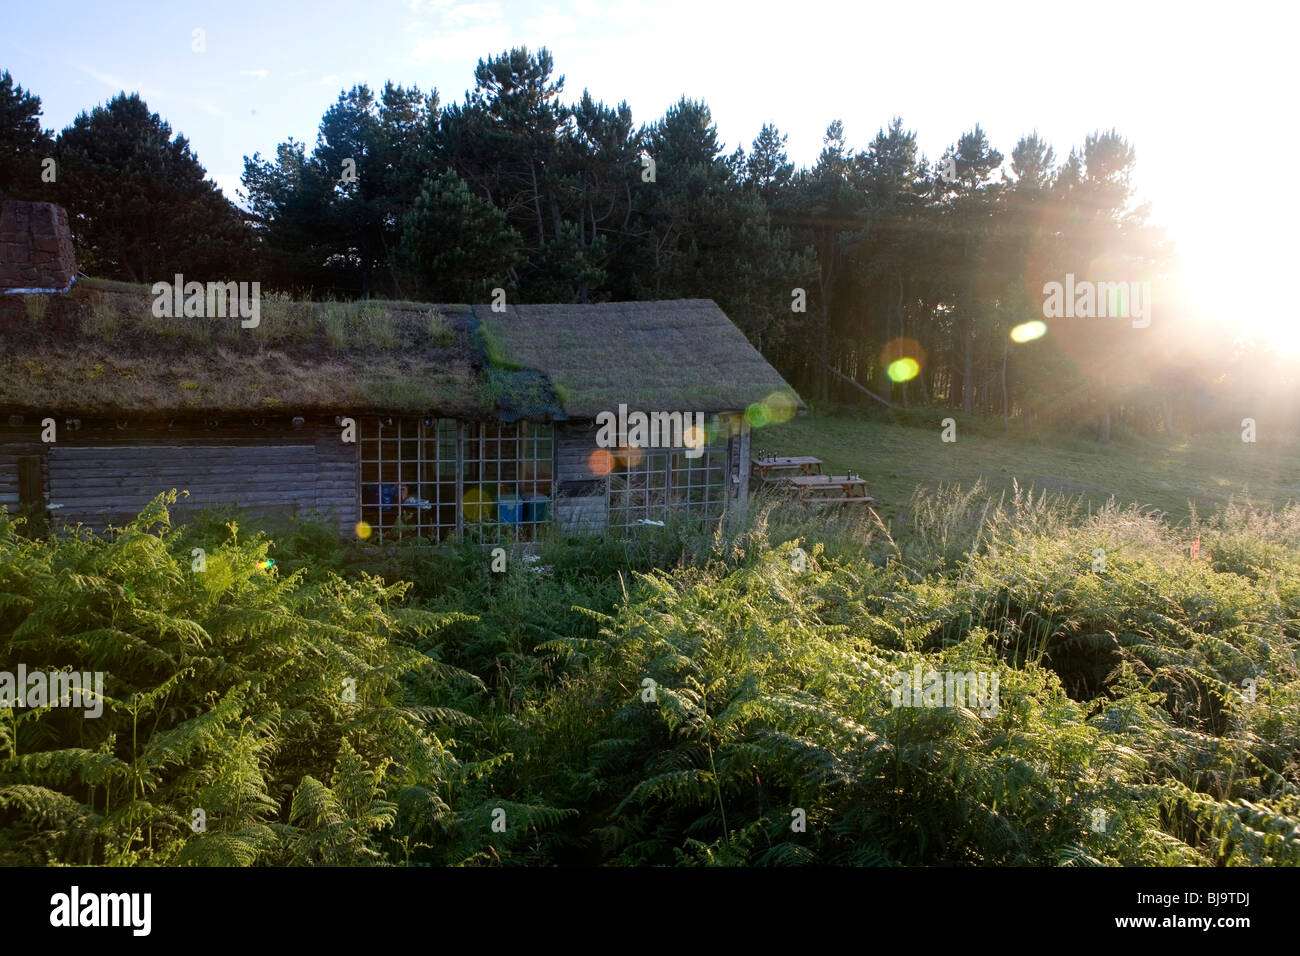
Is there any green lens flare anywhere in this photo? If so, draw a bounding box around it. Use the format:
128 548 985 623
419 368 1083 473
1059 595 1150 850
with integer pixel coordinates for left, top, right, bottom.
887 358 920 382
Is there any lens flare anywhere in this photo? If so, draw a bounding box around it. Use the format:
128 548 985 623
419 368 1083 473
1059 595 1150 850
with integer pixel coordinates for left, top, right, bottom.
354 521 372 540
588 448 613 476
258 558 276 570
745 402 772 428
764 391 798 424
683 425 704 450
1010 320 1048 343
887 357 920 382
617 445 643 468
880 338 926 385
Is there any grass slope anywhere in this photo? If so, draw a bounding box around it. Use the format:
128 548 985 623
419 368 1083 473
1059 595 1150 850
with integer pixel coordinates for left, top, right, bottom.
761 409 1300 522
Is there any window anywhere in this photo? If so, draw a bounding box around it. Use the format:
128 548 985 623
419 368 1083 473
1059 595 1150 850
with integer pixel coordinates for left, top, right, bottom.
608 439 727 528
462 420 553 542
669 445 726 515
360 417 458 542
608 448 669 526
358 417 553 543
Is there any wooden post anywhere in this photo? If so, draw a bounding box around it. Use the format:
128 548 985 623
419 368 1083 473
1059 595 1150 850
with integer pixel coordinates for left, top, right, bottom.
17 456 43 507
455 421 464 541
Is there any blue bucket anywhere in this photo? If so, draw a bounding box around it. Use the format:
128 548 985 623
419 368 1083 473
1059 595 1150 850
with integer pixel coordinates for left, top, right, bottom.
498 495 523 524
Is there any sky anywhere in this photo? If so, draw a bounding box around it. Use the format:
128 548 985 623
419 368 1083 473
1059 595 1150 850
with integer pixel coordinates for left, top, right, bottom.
3 0 1296 349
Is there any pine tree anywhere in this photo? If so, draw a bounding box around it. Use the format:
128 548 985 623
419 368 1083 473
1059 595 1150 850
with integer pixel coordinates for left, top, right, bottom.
0 70 54 201
54 93 251 282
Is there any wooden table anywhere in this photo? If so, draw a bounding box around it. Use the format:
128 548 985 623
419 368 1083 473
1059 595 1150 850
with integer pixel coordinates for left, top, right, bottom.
751 456 824 481
782 474 873 506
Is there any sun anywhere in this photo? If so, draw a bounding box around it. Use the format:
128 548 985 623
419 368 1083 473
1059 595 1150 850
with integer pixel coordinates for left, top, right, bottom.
1163 205 1300 357
1260 317 1300 357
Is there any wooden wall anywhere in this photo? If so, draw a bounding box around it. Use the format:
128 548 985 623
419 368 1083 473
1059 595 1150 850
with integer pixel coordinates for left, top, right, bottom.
0 440 46 511
0 418 357 534
555 420 607 534
2 411 755 539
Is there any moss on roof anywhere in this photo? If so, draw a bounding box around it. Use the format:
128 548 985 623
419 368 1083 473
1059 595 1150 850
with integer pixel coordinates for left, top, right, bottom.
0 284 802 421
474 299 804 419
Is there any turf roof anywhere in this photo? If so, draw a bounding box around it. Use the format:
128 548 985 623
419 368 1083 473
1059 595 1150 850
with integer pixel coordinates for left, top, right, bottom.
474 299 803 419
0 283 801 421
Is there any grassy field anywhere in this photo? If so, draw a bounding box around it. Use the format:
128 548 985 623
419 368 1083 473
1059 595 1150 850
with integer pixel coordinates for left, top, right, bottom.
760 408 1300 522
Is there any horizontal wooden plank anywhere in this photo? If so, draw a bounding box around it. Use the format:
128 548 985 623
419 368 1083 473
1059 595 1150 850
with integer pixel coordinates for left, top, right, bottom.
51 464 317 478
51 455 318 468
52 447 319 463
50 472 324 487
33 429 317 439
53 492 319 511
52 470 323 486
56 484 318 500
51 442 318 452
50 456 316 470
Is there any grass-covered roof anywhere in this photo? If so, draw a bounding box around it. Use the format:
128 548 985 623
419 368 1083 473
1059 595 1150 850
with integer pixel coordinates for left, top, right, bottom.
475 299 803 419
0 282 801 421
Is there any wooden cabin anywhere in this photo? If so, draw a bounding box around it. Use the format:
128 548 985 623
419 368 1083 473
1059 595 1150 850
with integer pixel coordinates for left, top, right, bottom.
0 280 804 542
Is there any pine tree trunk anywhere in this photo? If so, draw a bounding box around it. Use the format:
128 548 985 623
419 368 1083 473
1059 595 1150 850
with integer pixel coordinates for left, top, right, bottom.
818 305 829 402
1001 339 1009 431
530 159 545 248
962 323 974 415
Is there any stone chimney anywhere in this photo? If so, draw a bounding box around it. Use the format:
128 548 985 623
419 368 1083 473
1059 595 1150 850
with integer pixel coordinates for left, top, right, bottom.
0 200 77 292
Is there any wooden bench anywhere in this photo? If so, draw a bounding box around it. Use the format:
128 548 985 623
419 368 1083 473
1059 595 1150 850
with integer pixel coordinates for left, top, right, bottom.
751 456 824 481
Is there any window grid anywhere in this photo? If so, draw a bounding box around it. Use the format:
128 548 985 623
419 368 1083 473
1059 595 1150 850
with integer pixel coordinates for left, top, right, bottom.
608 441 726 528
462 420 554 542
359 417 553 543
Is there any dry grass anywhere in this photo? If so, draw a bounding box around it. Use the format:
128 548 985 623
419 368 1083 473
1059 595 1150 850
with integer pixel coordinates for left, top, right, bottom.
0 282 487 416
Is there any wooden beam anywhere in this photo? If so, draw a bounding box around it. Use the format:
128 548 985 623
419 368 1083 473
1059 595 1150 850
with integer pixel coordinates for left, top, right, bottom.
17 456 43 507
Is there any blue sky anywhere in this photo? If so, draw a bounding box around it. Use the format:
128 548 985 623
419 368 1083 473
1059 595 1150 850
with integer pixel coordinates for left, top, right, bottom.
3 0 1295 347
